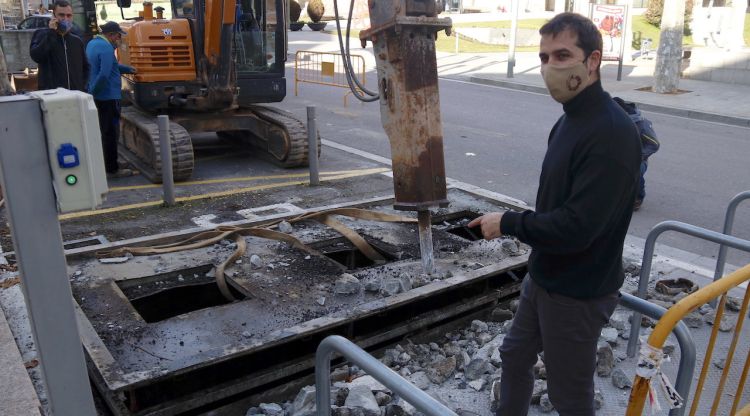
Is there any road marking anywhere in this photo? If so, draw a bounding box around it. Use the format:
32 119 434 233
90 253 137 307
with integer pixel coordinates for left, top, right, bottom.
59 168 390 221
108 168 387 192
322 139 393 166
237 203 305 220
191 214 218 228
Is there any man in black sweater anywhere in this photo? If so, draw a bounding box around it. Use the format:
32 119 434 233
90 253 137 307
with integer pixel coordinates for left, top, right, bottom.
468 13 641 415
29 0 88 91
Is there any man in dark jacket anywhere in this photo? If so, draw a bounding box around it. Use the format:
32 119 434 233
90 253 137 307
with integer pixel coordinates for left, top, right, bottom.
468 13 641 416
29 0 88 91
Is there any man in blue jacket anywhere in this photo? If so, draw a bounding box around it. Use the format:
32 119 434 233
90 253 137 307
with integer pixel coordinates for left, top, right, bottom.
86 21 136 177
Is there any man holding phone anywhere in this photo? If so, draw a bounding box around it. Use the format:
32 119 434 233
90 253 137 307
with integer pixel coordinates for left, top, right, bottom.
29 0 88 91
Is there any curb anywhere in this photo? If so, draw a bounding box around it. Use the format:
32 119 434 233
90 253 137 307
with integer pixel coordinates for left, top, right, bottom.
467 76 750 129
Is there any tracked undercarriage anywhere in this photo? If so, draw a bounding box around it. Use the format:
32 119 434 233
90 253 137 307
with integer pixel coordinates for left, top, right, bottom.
119 105 312 183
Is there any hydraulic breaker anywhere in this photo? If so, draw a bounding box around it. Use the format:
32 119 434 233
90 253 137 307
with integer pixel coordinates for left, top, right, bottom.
360 0 452 274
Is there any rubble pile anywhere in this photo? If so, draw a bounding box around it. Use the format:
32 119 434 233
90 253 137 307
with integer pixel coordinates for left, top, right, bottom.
244 274 748 416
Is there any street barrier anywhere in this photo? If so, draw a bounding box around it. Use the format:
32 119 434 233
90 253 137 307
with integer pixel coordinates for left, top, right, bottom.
294 50 366 106
618 293 696 416
315 335 458 416
625 262 750 415
627 221 750 357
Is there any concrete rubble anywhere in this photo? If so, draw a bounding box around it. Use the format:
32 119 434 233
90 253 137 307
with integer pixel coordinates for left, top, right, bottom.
235 266 750 416
242 305 635 414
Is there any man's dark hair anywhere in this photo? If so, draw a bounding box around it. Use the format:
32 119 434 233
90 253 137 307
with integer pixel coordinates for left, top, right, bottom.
52 0 71 12
539 13 603 62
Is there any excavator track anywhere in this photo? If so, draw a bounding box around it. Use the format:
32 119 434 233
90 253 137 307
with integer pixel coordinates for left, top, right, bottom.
217 105 318 168
248 105 310 167
120 107 195 183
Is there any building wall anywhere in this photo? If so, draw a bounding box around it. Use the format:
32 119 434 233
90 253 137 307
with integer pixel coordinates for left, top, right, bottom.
0 0 23 29
682 48 750 85
0 29 36 71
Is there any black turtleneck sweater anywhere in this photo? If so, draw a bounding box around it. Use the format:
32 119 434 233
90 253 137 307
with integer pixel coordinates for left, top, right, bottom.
500 80 641 299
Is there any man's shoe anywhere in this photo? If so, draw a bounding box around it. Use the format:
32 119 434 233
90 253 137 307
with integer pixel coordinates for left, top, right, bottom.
633 199 643 211
106 168 133 179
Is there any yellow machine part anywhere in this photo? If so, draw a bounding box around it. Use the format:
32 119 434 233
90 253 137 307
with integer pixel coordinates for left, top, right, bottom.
121 19 196 83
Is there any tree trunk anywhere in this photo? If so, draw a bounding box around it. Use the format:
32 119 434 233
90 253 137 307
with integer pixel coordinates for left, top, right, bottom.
0 43 14 96
652 0 685 93
727 0 746 50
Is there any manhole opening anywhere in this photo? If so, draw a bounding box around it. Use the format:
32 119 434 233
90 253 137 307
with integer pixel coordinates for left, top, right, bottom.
312 237 398 270
1 235 108 265
433 211 482 241
116 265 247 323
64 236 108 250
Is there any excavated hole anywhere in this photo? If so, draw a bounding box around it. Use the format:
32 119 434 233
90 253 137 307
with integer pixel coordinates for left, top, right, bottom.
63 236 107 250
311 237 399 270
117 265 248 323
433 210 482 241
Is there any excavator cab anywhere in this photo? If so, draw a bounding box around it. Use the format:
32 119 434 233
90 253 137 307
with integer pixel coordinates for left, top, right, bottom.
118 0 286 111
230 0 287 105
109 0 313 183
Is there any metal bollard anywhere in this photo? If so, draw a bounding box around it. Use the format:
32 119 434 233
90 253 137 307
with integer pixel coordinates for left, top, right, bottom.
307 106 320 186
157 115 176 206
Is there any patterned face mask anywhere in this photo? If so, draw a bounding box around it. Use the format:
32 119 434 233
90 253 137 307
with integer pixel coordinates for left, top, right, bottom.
541 58 591 103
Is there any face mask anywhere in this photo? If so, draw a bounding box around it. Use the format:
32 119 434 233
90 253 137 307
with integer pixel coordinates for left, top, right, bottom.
541 59 591 103
57 19 72 33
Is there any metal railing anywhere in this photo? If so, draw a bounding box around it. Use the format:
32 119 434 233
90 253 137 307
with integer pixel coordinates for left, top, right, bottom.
711 191 750 306
619 293 697 416
315 335 458 416
627 221 750 357
626 262 750 415
294 51 366 106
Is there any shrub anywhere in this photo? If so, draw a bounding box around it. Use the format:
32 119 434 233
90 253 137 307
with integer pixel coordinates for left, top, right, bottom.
289 0 301 22
645 0 694 35
307 0 324 23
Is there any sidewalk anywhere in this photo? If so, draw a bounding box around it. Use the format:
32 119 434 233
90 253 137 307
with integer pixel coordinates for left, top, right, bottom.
289 29 750 127
447 51 750 127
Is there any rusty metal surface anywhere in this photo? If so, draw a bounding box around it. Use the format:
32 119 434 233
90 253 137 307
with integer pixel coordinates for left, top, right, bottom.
361 2 451 211
67 188 528 414
368 22 450 211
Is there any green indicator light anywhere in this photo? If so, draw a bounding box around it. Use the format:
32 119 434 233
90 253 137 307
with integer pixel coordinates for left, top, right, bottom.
65 175 77 186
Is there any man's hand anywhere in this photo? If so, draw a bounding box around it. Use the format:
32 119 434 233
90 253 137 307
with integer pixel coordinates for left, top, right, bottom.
467 212 504 240
48 17 58 30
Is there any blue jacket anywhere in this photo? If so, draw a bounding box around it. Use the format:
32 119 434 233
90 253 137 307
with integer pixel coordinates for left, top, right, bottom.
85 35 135 100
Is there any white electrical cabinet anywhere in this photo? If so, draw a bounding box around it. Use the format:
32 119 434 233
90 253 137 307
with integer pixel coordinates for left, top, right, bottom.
28 89 108 213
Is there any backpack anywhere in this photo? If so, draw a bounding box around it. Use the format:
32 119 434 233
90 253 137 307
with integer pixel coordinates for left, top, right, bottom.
613 97 660 160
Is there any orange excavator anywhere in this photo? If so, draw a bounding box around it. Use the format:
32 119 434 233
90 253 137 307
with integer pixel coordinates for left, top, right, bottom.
114 0 312 182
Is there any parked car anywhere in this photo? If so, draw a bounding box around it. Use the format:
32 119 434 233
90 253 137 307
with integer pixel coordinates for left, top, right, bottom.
16 14 52 30
13 14 84 38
